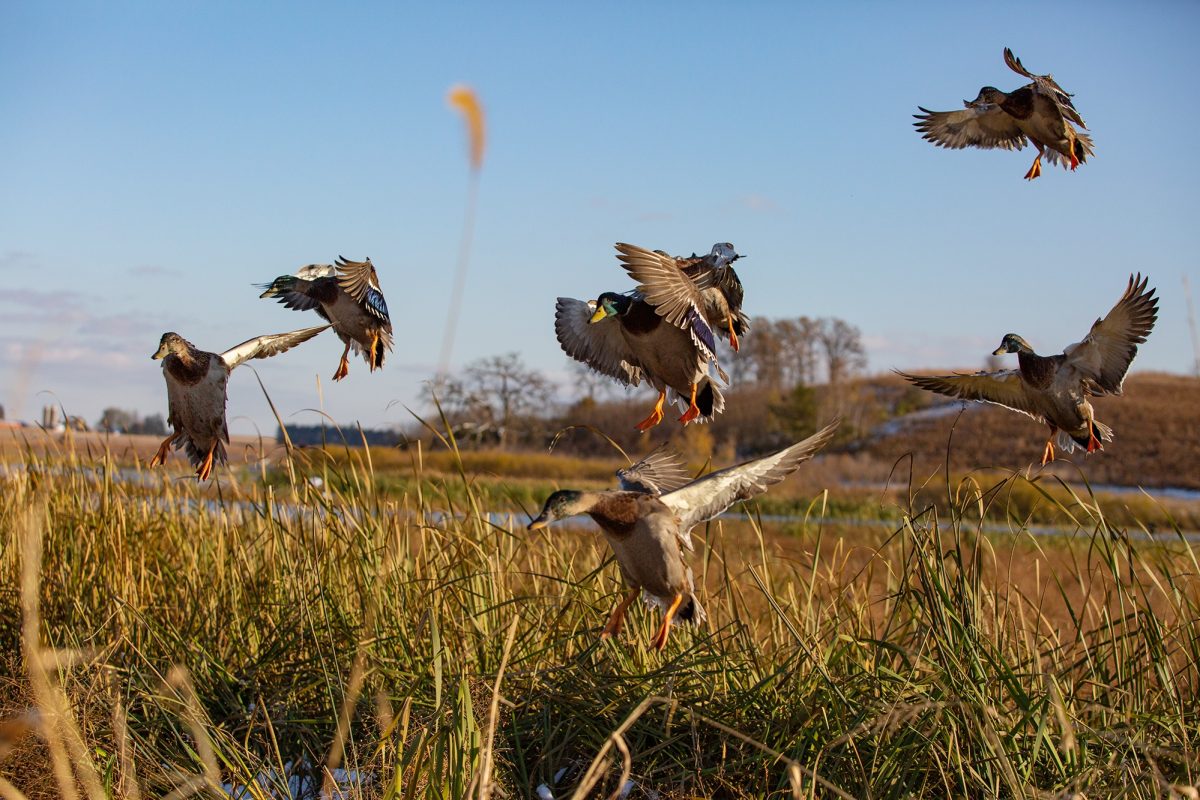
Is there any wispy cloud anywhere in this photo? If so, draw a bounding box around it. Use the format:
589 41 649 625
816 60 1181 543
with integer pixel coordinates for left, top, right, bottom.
738 193 779 213
127 263 183 279
0 250 37 271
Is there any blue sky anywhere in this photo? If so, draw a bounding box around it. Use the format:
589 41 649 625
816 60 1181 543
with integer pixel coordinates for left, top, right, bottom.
2 2 1198 433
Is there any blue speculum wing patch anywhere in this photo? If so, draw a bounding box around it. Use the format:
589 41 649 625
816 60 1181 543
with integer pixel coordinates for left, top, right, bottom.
686 308 716 357
365 288 390 322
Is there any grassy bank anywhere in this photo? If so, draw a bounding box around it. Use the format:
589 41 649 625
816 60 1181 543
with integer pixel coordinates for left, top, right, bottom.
1 442 1198 797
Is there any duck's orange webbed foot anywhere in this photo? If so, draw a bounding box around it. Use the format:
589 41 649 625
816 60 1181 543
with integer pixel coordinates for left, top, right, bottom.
150 431 179 468
601 589 640 641
650 594 683 651
1086 427 1103 454
678 384 701 425
1040 439 1056 466
1023 155 1042 181
726 311 740 352
196 442 217 482
635 392 666 432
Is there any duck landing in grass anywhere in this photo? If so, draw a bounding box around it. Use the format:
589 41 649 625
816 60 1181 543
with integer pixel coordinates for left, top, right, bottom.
914 48 1094 180
258 256 393 381
150 325 329 481
898 275 1157 466
528 420 840 650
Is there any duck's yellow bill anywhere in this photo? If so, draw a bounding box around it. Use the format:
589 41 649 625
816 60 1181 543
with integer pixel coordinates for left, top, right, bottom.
527 519 548 531
588 307 607 324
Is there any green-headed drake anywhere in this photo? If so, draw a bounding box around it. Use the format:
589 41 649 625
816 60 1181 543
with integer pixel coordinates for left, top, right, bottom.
899 275 1157 465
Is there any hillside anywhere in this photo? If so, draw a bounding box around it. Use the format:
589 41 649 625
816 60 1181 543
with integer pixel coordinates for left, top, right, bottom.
859 372 1200 490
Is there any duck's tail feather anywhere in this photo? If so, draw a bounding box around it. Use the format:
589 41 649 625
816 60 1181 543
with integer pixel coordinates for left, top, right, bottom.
1058 419 1113 452
674 593 707 626
693 376 726 422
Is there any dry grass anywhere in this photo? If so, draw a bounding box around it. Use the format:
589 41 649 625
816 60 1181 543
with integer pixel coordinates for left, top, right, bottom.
0 430 1198 797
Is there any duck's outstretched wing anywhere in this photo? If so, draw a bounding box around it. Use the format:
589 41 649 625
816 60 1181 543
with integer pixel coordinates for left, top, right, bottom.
613 243 718 362
913 105 1027 152
617 444 691 495
660 419 840 535
336 256 391 324
554 297 643 387
898 370 1045 422
1003 47 1087 128
1063 273 1158 395
220 324 330 370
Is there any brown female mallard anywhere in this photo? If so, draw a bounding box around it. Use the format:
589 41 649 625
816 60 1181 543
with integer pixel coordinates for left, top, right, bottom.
914 48 1094 180
259 256 392 381
150 325 329 480
899 275 1157 465
615 242 750 352
528 420 839 649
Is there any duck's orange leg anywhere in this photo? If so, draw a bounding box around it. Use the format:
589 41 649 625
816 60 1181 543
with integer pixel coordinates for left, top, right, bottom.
150 431 180 468
726 310 739 352
1086 424 1103 453
678 383 701 424
368 333 380 371
601 588 641 640
196 441 218 482
332 341 351 382
635 391 666 432
1040 426 1057 466
650 593 684 651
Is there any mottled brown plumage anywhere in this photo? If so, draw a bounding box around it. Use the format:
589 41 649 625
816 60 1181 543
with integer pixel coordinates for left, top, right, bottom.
527 420 840 650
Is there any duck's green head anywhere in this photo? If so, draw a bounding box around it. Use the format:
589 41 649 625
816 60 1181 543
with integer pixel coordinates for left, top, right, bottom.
528 490 587 530
993 333 1033 356
966 86 1007 108
588 292 629 324
152 332 188 360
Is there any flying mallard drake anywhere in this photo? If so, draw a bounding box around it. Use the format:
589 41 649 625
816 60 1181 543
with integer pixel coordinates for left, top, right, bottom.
528 419 840 649
555 282 726 430
615 242 750 352
898 275 1157 465
149 325 329 480
914 48 1094 180
258 256 393 381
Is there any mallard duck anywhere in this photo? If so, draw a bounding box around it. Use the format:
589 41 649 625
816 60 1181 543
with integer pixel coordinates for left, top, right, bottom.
914 48 1094 180
258 256 393 381
555 287 725 431
149 325 329 480
898 275 1157 465
616 242 750 352
528 419 840 650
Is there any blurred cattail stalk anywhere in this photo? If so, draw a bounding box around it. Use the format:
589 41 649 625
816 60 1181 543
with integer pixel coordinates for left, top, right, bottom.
438 85 486 377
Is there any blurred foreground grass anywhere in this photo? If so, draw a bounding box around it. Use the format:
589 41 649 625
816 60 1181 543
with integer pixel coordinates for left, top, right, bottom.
0 437 1197 798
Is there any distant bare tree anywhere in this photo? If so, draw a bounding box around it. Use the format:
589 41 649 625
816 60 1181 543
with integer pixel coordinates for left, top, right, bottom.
424 353 554 446
819 318 867 385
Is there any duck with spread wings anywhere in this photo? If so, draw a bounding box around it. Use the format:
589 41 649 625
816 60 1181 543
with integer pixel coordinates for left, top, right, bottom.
150 325 329 480
914 48 1094 180
528 420 839 649
616 242 750 352
898 275 1157 465
259 256 393 381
